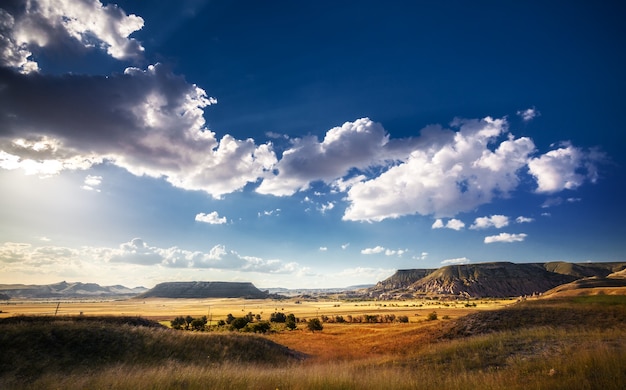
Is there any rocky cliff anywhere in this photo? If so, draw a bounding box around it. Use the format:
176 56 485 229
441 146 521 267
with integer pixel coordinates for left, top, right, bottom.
369 261 626 299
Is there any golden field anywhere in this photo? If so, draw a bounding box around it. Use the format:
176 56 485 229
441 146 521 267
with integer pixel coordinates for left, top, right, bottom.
1 294 625 389
0 296 509 322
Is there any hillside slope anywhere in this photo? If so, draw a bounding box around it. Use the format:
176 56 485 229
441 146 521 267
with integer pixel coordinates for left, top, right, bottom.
0 281 147 299
369 261 626 299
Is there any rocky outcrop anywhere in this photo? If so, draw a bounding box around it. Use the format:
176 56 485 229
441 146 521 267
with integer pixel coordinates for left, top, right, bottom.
369 261 626 299
137 281 269 299
374 269 436 290
409 262 577 298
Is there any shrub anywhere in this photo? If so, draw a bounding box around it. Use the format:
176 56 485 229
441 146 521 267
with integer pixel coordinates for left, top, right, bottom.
246 321 271 334
230 317 249 330
307 318 323 332
397 315 409 323
270 312 287 323
427 311 438 321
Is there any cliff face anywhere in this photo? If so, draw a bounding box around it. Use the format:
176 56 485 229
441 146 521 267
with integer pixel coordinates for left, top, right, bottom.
409 263 577 298
137 281 269 299
369 262 626 298
374 269 436 290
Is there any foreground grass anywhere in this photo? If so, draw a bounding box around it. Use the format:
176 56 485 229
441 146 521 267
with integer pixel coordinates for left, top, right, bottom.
1 296 625 389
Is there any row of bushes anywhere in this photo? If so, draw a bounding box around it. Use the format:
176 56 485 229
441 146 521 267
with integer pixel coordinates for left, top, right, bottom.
171 312 324 333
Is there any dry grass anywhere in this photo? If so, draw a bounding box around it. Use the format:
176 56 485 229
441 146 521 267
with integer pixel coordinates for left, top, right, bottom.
1 295 625 389
0 297 509 320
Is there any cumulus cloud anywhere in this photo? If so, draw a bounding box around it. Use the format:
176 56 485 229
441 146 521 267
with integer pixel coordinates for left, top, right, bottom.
432 218 465 230
470 215 509 230
517 107 540 122
82 174 102 191
256 118 391 196
384 248 407 257
361 246 385 255
0 1 605 221
0 63 277 197
343 117 537 221
319 247 327 251
360 245 406 256
441 257 470 265
0 0 144 73
484 233 527 244
528 143 602 193
516 216 534 223
195 211 227 225
0 239 302 274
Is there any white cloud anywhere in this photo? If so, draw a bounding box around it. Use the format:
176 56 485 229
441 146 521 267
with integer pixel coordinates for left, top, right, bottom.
361 246 385 255
319 201 335 214
82 174 102 191
256 118 392 196
516 216 534 223
484 232 527 244
360 245 406 256
528 143 602 193
517 107 540 122
258 209 280 217
432 218 465 230
341 243 350 250
343 117 537 221
441 257 470 265
470 215 509 229
384 248 407 257
195 211 227 225
0 63 277 198
414 252 428 260
0 239 302 274
319 247 327 251
0 0 144 73
332 175 367 192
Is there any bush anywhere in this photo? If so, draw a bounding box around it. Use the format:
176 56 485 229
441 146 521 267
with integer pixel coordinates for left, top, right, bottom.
427 311 438 321
270 312 287 323
307 318 323 332
230 317 249 330
397 315 409 323
246 321 271 334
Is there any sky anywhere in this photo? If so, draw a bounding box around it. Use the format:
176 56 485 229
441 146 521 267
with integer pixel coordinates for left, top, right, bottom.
1 0 625 289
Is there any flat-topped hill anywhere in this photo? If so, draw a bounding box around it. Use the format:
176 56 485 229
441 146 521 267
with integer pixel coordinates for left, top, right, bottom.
137 281 269 299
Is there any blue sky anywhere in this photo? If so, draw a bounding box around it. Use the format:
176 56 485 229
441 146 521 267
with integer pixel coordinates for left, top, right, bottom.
0 0 624 288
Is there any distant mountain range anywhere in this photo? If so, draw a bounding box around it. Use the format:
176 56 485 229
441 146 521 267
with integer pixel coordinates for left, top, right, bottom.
367 261 626 299
0 281 147 299
3 261 625 300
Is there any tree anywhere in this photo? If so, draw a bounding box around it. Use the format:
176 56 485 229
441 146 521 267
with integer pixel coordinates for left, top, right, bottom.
270 312 287 323
307 318 323 332
171 316 186 330
230 317 249 330
191 316 207 331
185 315 194 330
225 313 235 325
